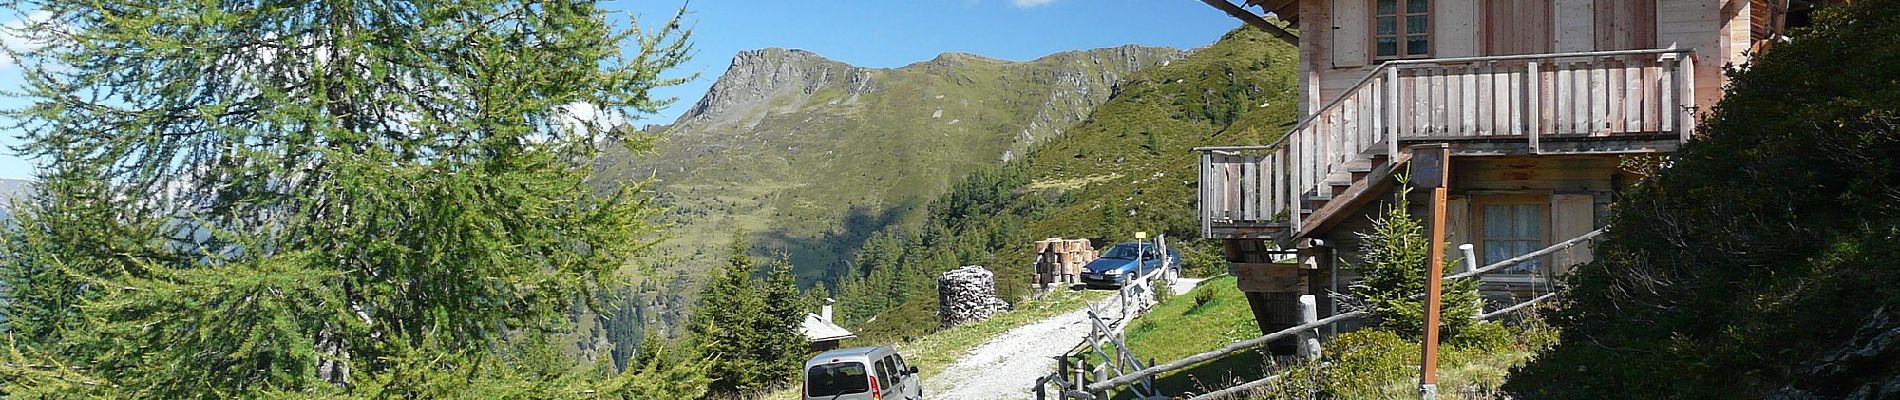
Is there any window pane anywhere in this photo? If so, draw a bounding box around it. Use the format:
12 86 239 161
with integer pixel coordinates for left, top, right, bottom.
1377 16 1398 36
1377 37 1398 57
1377 0 1398 15
1406 15 1428 34
1483 205 1513 237
1407 35 1430 56
1518 241 1543 270
1484 241 1509 264
1407 0 1430 14
1516 205 1541 238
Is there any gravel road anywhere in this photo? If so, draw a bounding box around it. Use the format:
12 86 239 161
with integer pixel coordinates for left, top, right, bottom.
923 278 1206 399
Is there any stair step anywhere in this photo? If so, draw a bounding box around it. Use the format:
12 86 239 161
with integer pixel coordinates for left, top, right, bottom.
1342 159 1375 173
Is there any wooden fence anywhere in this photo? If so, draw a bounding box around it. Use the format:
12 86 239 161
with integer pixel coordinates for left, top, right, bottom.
1049 228 1608 400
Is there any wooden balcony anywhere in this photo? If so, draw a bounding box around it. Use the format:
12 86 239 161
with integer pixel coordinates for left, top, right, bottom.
1198 48 1698 241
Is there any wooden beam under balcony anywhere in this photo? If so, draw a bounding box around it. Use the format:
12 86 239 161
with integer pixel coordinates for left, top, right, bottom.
1195 0 1299 45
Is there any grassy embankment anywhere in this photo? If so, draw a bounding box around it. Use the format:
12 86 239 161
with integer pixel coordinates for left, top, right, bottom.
1086 276 1553 399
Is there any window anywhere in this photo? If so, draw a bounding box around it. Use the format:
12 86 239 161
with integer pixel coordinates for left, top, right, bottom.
874 357 896 389
1474 195 1547 274
805 363 870 397
1374 0 1431 59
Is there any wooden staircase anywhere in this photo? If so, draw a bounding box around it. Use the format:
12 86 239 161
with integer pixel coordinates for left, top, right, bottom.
1199 47 1700 244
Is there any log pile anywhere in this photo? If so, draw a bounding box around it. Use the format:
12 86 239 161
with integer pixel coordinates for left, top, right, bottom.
937 266 1011 329
1033 238 1097 287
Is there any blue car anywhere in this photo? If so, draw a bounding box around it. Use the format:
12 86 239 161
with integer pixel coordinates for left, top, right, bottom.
1081 242 1181 288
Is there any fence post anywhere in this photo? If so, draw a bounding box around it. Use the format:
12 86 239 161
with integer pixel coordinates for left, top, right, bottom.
1459 244 1483 318
1297 295 1322 361
1094 367 1109 400
1036 376 1048 400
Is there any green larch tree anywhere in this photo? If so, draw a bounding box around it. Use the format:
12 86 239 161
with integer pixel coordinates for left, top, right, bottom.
0 0 696 396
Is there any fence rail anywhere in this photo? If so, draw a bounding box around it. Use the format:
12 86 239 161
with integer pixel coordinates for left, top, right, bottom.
1200 48 1695 240
1065 228 1609 399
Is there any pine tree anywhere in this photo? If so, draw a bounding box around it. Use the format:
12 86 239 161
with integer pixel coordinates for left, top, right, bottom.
756 257 809 386
1349 176 1484 342
0 0 694 396
689 235 806 397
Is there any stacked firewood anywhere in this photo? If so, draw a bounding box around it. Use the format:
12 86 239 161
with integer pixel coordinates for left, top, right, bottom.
1033 238 1097 287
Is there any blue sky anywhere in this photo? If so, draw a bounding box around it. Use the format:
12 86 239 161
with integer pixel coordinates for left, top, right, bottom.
0 0 1244 179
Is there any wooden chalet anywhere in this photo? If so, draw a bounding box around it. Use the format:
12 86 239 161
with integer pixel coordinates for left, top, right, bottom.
1191 0 1843 349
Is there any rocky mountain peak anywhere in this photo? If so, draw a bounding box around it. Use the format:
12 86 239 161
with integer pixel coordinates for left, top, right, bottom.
676 48 871 128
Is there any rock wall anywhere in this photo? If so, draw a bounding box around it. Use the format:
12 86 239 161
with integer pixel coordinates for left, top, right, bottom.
938 266 1011 329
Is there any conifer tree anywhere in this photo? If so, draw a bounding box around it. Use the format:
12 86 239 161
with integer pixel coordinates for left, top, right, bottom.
689 235 807 397
0 0 695 396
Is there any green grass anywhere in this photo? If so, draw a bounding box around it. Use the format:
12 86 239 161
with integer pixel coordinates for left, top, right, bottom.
1076 275 1548 399
1077 276 1285 398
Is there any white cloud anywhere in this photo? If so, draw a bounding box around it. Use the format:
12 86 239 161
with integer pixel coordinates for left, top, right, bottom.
554 102 628 143
1010 0 1058 8
0 12 59 70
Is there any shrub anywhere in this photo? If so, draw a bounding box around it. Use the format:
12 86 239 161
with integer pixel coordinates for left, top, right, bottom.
1507 2 1900 397
1349 180 1484 342
1193 287 1218 309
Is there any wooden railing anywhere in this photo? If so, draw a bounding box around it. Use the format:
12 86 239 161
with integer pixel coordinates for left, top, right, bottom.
1073 228 1609 400
1199 48 1696 239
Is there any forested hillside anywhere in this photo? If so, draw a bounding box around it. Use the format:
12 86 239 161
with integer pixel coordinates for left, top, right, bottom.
579 47 1183 354
830 25 1302 342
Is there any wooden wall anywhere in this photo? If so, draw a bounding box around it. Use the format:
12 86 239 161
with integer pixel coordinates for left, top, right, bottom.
1297 0 1750 119
1310 156 1627 287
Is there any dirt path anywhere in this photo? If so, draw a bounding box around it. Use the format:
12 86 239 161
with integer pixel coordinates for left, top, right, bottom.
924 278 1206 399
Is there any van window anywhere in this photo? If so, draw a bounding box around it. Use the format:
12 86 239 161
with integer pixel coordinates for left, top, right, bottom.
893 353 909 374
873 358 894 390
806 362 870 397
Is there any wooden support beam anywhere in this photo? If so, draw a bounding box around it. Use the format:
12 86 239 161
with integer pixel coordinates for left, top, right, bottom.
1195 0 1299 46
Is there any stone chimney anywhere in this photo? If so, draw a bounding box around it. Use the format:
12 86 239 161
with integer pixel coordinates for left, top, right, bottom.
821 298 836 323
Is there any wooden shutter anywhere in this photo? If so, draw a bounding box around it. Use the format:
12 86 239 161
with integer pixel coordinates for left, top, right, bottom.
1333 0 1369 67
1446 195 1471 256
1594 0 1657 50
1482 0 1552 56
1549 193 1596 275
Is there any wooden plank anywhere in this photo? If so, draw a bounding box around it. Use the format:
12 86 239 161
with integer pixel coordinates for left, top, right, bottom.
1241 157 1257 221
1660 56 1676 134
1493 62 1509 135
1610 59 1626 134
1433 67 1448 135
1528 61 1541 151
1553 0 1596 52
1549 193 1597 275
1624 60 1642 133
1477 63 1492 135
1200 151 1212 234
1590 58 1607 135
1509 65 1523 136
1680 55 1696 140
1331 0 1368 67
1446 196 1471 250
1461 66 1477 135
1231 262 1307 293
1386 67 1399 157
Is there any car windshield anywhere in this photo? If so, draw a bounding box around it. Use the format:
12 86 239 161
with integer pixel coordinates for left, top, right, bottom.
1102 245 1145 259
806 362 870 397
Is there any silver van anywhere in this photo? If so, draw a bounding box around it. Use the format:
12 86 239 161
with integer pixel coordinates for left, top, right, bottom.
802 345 921 400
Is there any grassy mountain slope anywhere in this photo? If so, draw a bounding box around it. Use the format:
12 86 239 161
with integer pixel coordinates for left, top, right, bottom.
596 46 1183 286
832 25 1302 342
575 45 1182 364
